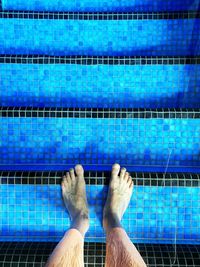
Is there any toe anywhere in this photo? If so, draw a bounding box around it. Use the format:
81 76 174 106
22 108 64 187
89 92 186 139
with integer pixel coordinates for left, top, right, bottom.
61 175 68 190
124 172 129 182
120 167 126 179
61 180 65 190
69 168 75 181
112 163 120 177
75 164 84 177
63 175 67 185
128 176 133 186
66 172 71 183
129 180 134 189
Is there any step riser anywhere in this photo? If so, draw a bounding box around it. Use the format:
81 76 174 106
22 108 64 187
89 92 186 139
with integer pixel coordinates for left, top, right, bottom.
1 63 200 108
1 184 199 244
2 0 200 12
0 117 199 172
0 19 199 56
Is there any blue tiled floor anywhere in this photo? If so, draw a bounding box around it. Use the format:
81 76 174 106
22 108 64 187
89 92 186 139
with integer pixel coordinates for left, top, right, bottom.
1 184 200 244
1 64 200 108
0 117 199 172
2 0 200 12
0 19 199 56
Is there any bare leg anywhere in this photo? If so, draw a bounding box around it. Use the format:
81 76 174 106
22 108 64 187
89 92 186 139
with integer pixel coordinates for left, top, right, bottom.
45 164 89 267
103 164 147 267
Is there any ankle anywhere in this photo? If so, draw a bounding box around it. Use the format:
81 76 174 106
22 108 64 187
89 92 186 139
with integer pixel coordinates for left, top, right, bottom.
76 211 89 220
103 212 122 233
71 213 89 237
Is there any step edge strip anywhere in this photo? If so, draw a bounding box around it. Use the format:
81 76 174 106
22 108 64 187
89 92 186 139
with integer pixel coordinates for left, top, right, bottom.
0 171 200 186
1 55 200 65
0 11 200 20
0 108 200 119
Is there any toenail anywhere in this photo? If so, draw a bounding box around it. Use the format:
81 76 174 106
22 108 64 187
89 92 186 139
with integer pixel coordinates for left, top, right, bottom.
70 168 73 171
113 163 120 168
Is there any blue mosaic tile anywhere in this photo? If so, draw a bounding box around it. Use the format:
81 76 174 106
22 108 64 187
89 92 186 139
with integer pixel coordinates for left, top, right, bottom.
0 117 199 172
0 19 199 56
2 0 200 12
0 184 200 244
1 64 199 108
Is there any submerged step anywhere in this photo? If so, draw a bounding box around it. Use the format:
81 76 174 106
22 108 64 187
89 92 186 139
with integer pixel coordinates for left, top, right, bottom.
1 243 200 267
1 63 200 108
0 18 199 56
2 0 200 12
0 114 199 172
0 184 200 244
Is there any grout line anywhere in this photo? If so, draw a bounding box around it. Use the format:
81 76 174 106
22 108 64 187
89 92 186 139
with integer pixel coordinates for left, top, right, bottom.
0 171 199 186
0 55 200 65
0 107 199 118
0 11 200 20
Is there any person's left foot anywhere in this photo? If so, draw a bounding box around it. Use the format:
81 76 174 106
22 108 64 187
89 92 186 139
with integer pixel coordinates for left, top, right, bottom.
61 165 89 233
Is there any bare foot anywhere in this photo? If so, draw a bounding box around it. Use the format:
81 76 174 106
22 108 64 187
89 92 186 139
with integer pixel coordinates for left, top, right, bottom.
103 163 133 231
61 164 89 236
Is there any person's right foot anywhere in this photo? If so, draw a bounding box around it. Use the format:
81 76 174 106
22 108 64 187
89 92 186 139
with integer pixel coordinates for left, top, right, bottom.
61 164 89 235
103 163 133 231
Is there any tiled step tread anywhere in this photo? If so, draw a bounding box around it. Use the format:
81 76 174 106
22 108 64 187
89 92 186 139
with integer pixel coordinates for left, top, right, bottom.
0 18 199 56
2 0 200 12
0 112 199 172
1 184 200 243
1 63 199 108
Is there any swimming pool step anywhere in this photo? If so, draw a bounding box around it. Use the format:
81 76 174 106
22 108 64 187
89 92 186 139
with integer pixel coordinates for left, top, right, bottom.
2 0 200 12
0 18 199 56
1 242 199 267
1 172 200 244
0 109 199 173
1 61 200 108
